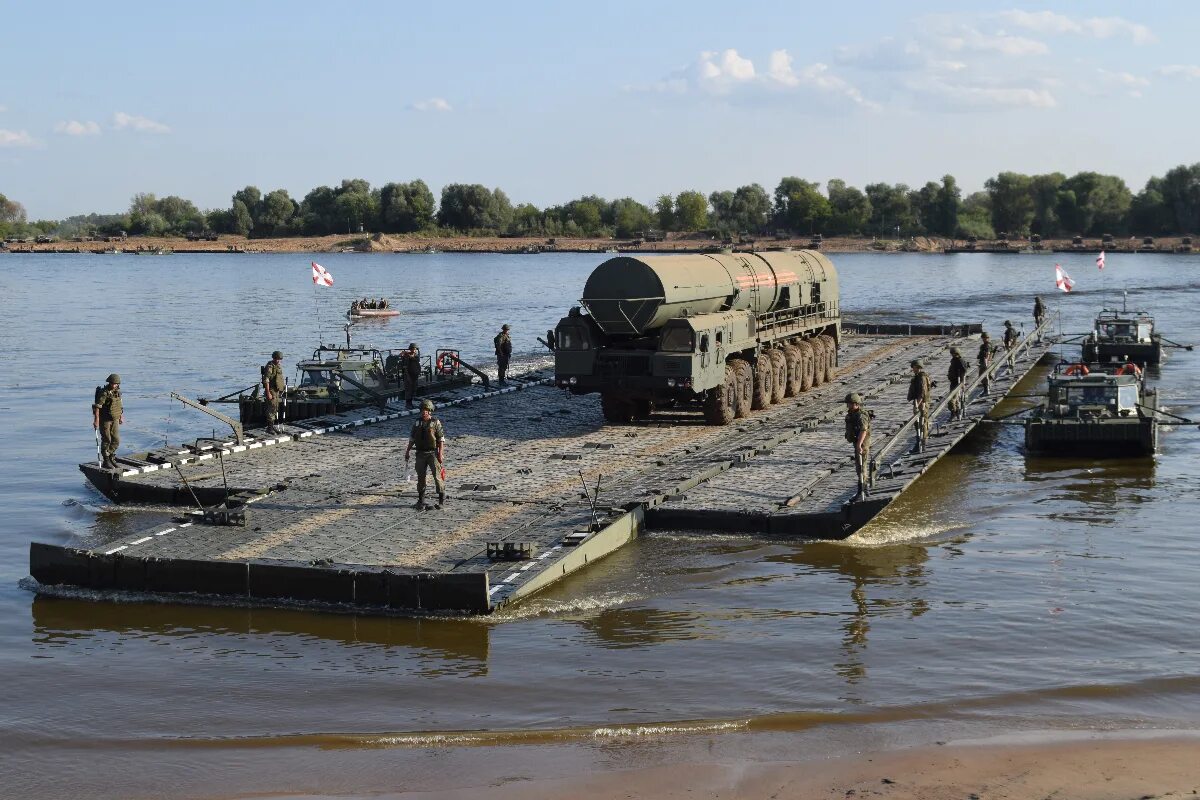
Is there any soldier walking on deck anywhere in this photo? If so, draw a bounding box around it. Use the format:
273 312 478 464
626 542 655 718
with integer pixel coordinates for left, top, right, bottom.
263 350 286 434
1033 296 1046 342
907 359 932 454
844 393 871 503
977 333 994 395
401 342 421 409
405 399 445 510
1003 320 1019 371
92 374 124 470
947 347 969 420
494 324 513 384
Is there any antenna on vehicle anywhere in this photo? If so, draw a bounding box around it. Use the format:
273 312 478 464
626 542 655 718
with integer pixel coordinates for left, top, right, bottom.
344 321 355 349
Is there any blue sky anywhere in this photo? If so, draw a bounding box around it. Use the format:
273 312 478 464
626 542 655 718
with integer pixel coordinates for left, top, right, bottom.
1 1 1196 219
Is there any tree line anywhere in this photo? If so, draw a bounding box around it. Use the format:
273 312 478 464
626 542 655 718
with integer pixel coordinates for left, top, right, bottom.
4 163 1200 242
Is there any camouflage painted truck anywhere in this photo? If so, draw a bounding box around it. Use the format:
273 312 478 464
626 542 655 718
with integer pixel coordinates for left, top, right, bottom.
553 250 840 424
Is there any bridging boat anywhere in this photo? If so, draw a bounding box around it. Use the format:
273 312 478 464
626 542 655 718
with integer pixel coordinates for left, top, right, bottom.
348 299 399 319
1081 306 1164 365
1020 361 1159 455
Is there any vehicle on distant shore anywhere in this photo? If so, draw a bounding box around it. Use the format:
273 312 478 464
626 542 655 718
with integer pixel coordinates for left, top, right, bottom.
554 250 840 425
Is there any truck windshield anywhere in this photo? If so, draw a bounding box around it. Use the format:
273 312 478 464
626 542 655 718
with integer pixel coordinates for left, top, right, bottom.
557 326 590 350
660 326 694 353
1067 386 1116 406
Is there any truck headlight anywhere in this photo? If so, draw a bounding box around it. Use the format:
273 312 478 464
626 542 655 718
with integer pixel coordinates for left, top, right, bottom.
569 376 577 385
666 378 676 387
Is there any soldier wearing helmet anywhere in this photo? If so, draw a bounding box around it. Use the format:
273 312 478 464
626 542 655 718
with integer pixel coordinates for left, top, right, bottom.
947 346 969 421
92 373 124 470
844 392 871 503
494 324 513 385
977 332 995 395
907 359 932 454
1003 320 1019 351
405 399 446 510
262 350 286 434
400 342 421 408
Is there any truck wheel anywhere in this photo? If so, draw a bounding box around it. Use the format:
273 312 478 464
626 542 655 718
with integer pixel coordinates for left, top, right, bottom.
794 340 815 392
783 345 803 397
752 356 774 410
818 334 837 378
810 338 827 386
768 349 788 404
732 360 753 418
600 393 635 424
703 365 737 425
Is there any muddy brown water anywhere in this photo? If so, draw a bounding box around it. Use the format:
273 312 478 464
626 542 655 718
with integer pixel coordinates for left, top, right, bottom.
2 252 1199 797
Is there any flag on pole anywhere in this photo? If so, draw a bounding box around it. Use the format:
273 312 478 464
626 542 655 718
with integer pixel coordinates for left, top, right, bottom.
1096 251 1105 270
1055 263 1074 293
311 261 334 286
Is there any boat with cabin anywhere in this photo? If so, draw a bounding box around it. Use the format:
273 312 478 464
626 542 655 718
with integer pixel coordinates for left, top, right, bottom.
1081 305 1163 365
1023 361 1158 455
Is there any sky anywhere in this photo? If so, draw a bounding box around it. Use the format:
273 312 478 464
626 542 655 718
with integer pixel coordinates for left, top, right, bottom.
1 1 1197 219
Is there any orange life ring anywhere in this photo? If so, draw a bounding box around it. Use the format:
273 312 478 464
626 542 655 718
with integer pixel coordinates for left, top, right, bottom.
1117 363 1142 376
435 352 457 375
1064 363 1089 376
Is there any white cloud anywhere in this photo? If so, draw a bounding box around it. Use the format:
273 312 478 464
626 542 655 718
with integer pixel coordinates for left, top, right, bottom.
55 120 102 136
643 48 875 109
998 10 1155 45
112 111 170 133
0 128 38 147
910 79 1057 110
1158 64 1200 80
411 97 452 112
1095 69 1149 97
934 24 1048 57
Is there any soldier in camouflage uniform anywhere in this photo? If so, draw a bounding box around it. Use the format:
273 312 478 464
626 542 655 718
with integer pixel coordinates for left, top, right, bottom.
977 332 994 395
405 399 446 509
401 342 421 409
907 359 932 454
494 324 513 385
262 350 286 434
845 393 871 503
947 346 969 421
92 373 124 470
1033 296 1046 339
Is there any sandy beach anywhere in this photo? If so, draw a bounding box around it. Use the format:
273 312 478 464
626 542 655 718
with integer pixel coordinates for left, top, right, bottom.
396 735 1200 800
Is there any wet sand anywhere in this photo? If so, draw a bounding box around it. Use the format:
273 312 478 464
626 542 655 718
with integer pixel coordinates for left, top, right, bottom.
400 735 1200 800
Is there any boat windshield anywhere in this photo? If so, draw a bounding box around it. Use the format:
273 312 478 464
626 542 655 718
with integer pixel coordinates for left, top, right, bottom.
300 369 335 387
1098 322 1134 339
1067 385 1117 407
1136 323 1152 341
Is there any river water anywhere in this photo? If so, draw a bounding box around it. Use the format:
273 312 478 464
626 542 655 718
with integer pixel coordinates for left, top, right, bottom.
2 251 1199 797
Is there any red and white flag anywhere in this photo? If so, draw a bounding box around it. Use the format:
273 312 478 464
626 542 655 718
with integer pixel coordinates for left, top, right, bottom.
1096 251 1105 270
311 261 334 287
1055 263 1074 293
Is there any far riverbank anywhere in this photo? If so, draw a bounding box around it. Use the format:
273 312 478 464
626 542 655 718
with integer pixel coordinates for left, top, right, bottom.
3 232 1195 256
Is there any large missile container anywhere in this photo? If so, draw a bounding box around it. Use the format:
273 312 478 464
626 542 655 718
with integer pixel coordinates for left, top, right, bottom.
554 250 840 425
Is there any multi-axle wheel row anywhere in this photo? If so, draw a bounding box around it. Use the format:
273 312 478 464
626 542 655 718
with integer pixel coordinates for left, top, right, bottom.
702 334 838 425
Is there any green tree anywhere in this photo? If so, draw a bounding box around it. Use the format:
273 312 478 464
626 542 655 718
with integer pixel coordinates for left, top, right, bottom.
865 183 918 235
0 193 27 238
299 185 338 234
909 181 941 234
654 194 674 231
773 177 831 233
1130 177 1173 235
232 186 263 226
231 199 253 235
957 191 995 239
826 180 872 235
984 172 1034 235
257 189 296 235
437 184 513 232
608 197 653 238
674 190 708 231
1159 163 1200 233
509 203 545 235
932 175 961 236
1055 172 1132 235
380 180 435 233
1028 173 1065 236
709 184 770 232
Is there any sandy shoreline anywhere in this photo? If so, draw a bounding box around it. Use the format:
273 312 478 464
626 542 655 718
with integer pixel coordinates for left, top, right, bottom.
394 734 1200 800
4 232 1195 256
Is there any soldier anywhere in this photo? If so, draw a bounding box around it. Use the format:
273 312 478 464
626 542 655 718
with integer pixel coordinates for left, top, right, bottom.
844 393 871 503
262 350 286 434
405 399 445 509
401 342 421 409
494 323 513 384
92 373 124 470
1003 320 1019 351
947 346 969 420
977 332 994 395
907 359 932 454
1033 296 1046 328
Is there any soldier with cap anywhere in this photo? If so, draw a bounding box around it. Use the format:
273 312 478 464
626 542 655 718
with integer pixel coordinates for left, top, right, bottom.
977 332 995 395
405 399 446 509
262 350 287 434
844 392 871 502
400 342 421 408
1003 320 1019 351
907 359 932 454
947 346 970 420
92 373 124 470
494 324 513 384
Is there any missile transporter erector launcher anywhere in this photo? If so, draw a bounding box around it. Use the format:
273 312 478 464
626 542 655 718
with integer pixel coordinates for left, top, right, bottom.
554 250 841 424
